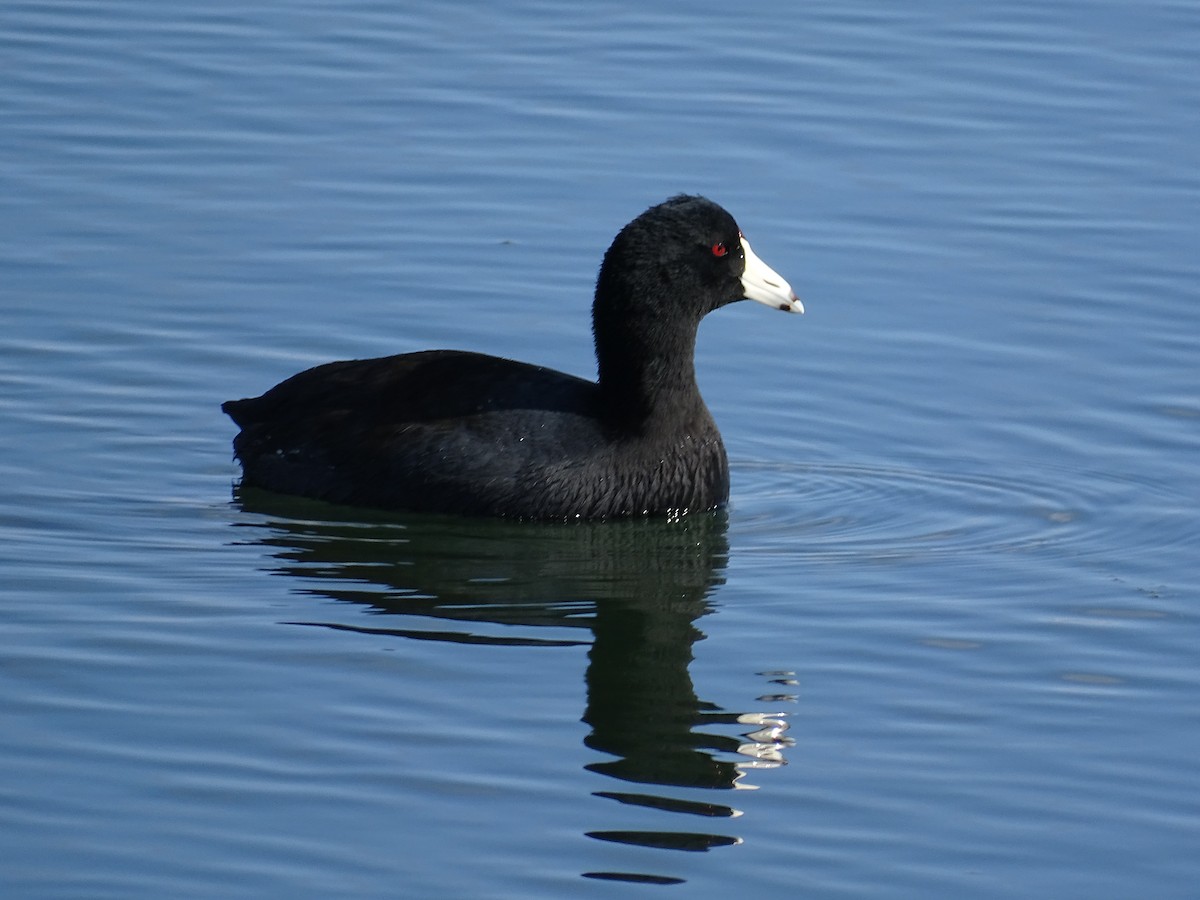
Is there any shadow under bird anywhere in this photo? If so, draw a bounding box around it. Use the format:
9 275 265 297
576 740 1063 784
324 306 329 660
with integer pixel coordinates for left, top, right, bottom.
222 194 803 519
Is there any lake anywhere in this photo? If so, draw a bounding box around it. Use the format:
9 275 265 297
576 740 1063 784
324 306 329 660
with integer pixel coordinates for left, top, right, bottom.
2 0 1198 896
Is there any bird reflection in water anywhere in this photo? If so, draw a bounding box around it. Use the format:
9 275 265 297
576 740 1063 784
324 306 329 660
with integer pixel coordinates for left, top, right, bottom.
231 488 793 885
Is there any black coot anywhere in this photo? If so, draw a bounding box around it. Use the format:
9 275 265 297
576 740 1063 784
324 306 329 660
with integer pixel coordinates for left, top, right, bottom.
222 195 803 519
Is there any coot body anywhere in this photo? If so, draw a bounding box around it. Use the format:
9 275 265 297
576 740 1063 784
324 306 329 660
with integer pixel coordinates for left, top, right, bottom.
223 195 802 519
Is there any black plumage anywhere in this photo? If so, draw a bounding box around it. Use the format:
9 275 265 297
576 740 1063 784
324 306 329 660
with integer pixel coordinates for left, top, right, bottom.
222 195 801 519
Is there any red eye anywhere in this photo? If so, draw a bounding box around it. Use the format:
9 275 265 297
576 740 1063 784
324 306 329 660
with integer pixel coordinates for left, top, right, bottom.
711 242 728 257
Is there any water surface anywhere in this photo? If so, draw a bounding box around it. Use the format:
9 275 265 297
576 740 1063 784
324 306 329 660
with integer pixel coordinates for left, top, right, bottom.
2 0 1198 896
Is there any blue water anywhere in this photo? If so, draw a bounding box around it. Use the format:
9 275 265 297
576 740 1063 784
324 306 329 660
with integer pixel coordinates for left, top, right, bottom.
2 1 1198 896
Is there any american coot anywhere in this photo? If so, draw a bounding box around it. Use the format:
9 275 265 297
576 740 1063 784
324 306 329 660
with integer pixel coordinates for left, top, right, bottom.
222 195 802 519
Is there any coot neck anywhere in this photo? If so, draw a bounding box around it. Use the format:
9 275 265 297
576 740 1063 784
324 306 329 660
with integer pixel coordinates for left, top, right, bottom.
593 307 709 433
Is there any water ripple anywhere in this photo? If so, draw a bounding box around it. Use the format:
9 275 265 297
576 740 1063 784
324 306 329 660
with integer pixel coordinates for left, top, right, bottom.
732 460 1185 564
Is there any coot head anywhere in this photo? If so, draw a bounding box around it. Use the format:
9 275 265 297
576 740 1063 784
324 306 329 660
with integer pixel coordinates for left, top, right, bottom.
595 194 803 321
592 195 801 413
